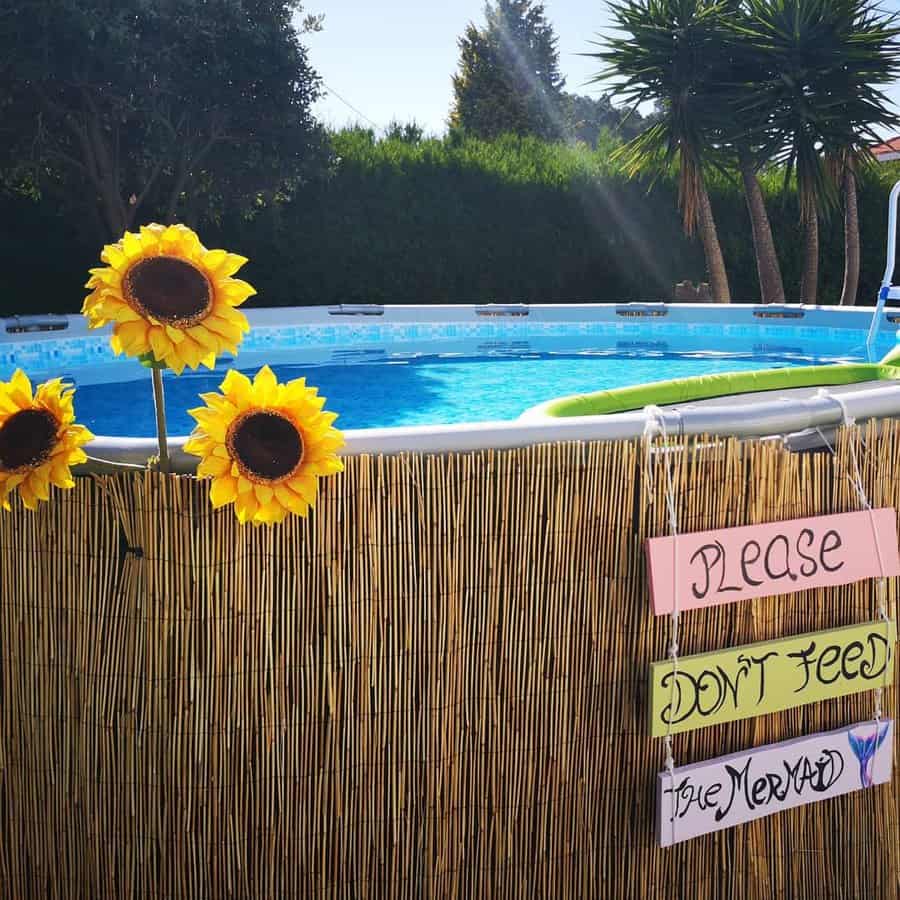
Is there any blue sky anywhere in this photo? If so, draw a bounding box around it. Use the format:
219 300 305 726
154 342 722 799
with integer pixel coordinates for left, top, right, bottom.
304 0 900 137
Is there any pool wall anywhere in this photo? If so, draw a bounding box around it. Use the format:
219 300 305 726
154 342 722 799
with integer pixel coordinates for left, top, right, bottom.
3 301 898 379
0 427 897 898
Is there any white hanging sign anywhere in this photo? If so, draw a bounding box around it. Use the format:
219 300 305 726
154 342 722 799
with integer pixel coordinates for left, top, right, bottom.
657 719 894 847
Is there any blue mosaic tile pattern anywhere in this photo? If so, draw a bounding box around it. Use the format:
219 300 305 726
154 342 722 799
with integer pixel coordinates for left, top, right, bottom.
0 319 894 377
0 336 117 373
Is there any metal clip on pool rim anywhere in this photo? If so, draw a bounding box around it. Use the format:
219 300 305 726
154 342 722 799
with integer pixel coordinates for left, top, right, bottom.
474 304 530 317
4 315 69 334
326 304 384 317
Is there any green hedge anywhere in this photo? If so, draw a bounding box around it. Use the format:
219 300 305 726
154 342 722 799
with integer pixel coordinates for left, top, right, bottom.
1 129 898 317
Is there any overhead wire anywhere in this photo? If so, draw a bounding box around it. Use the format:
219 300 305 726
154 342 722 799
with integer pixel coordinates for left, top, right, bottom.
322 81 380 130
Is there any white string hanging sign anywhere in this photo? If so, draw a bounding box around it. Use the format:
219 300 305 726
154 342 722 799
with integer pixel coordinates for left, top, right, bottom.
814 394 894 736
645 407 897 847
643 406 682 847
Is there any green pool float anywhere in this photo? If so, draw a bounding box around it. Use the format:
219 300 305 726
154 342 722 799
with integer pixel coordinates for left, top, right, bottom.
531 358 900 420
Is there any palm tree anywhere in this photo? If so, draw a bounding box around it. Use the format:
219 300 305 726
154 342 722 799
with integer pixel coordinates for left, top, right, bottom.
836 151 863 306
713 4 787 303
591 0 732 303
734 145 786 304
737 0 900 305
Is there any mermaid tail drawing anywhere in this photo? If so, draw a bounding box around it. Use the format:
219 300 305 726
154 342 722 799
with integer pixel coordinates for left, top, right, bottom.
848 722 891 788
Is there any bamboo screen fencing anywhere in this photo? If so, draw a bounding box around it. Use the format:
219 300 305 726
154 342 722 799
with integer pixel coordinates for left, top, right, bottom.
0 425 898 900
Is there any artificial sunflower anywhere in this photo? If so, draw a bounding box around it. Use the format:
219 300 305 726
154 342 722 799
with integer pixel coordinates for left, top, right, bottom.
0 370 94 511
83 223 255 375
185 366 344 525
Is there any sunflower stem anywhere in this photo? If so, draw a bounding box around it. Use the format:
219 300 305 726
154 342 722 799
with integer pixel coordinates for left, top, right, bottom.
150 368 171 473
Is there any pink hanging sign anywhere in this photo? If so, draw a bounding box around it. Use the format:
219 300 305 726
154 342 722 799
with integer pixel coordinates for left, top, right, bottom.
646 508 900 616
657 719 894 847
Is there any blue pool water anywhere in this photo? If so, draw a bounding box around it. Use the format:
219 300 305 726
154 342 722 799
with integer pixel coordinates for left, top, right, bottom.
69 332 877 436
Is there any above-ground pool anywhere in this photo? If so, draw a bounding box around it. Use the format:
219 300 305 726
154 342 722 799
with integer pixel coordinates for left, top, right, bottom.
3 304 898 439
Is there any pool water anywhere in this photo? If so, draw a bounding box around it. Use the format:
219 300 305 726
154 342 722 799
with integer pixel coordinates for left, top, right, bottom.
72 333 874 436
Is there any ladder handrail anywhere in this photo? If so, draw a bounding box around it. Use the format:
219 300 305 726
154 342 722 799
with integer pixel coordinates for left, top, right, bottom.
882 179 900 290
865 179 900 359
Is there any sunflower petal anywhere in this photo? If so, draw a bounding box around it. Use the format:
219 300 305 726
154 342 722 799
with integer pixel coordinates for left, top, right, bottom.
201 249 228 272
101 243 127 268
253 366 278 406
254 483 274 505
9 369 33 405
166 355 187 376
122 231 144 260
19 483 38 510
184 434 212 456
189 409 228 443
116 320 150 354
274 484 309 516
289 474 320 506
29 469 51 502
148 328 173 362
185 336 212 370
219 280 256 306
197 455 231 479
234 492 259 525
220 370 253 407
209 475 239 507
164 325 186 345
256 500 288 524
215 252 249 278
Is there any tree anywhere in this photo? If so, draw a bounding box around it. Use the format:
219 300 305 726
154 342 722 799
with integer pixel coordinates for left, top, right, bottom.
385 121 426 144
450 0 566 140
732 139 787 304
591 0 732 302
703 2 787 304
0 0 326 240
561 92 649 147
738 0 900 304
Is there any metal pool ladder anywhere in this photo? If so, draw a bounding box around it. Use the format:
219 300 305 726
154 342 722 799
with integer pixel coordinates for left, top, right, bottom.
866 179 900 359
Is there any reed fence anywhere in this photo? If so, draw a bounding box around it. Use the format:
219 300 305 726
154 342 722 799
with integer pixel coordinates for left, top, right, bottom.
0 424 897 899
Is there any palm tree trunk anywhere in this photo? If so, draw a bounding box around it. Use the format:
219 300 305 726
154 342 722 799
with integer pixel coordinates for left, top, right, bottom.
800 207 819 304
696 184 731 303
839 163 860 306
738 150 785 303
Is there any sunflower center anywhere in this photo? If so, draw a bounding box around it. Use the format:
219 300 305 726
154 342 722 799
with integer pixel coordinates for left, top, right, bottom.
229 411 304 482
0 408 58 472
124 256 212 326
